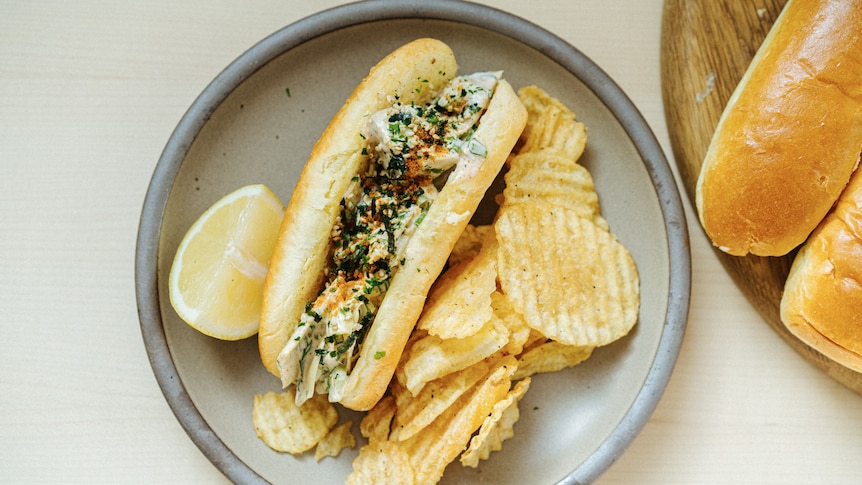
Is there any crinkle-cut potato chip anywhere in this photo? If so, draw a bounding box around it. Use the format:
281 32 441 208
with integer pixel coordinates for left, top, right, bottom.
391 359 495 442
315 421 356 461
495 202 639 347
402 355 518 484
449 223 493 267
513 341 594 381
521 328 550 352
349 356 517 485
502 149 609 231
400 316 510 395
360 395 397 442
491 290 532 357
389 372 411 413
252 388 338 454
516 85 587 161
460 377 531 468
417 236 498 339
392 329 426 391
347 439 417 485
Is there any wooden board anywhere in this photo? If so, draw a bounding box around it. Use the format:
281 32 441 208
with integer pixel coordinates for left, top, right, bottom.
660 0 862 394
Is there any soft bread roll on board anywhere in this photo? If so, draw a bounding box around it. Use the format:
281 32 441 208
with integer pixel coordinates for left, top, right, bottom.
781 163 862 372
258 38 527 411
695 0 862 256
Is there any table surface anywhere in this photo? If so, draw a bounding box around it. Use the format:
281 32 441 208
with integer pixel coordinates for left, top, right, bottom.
3 1 861 483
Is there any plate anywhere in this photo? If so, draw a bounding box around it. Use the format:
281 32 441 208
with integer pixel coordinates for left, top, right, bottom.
136 1 690 483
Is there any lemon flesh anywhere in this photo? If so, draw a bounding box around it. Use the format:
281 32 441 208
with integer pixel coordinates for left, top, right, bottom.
169 184 285 340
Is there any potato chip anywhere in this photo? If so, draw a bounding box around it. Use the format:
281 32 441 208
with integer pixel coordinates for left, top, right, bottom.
400 356 518 484
252 388 338 454
417 237 498 339
393 330 425 392
460 377 531 468
347 439 417 485
360 395 397 442
502 149 609 231
521 328 549 352
495 203 639 347
400 316 510 395
449 224 493 267
516 85 587 161
391 359 494 441
513 341 594 380
315 421 356 461
388 373 411 413
491 290 532 357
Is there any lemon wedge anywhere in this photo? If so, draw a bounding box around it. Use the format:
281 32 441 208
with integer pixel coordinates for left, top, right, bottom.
169 184 285 340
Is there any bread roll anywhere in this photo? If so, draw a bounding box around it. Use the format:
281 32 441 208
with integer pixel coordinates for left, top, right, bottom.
696 0 862 256
780 162 862 373
258 38 527 411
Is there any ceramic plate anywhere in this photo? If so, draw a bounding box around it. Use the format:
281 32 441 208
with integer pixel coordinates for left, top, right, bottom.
136 1 690 483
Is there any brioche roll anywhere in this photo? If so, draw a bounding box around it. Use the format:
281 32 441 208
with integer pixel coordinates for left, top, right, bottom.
696 0 862 256
781 161 862 373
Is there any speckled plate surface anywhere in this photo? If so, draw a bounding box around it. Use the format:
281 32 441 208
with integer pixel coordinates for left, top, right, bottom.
135 1 690 483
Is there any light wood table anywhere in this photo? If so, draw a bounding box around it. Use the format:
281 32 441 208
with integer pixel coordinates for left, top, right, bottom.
3 1 861 483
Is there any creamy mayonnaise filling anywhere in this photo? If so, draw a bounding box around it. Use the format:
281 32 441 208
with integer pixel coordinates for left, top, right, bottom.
277 71 499 405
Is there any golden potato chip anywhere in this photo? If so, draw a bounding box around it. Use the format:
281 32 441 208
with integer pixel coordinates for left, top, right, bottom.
516 85 587 161
315 421 356 461
495 203 639 347
391 359 494 441
460 377 531 468
393 330 425 394
360 395 397 442
400 356 518 484
521 328 549 352
400 317 510 395
252 388 338 454
347 439 417 485
388 374 411 414
513 341 594 380
449 224 493 267
417 238 497 339
491 290 532 357
502 150 608 231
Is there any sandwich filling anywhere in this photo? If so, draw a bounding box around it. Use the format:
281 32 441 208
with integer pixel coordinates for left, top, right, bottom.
277 71 501 404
